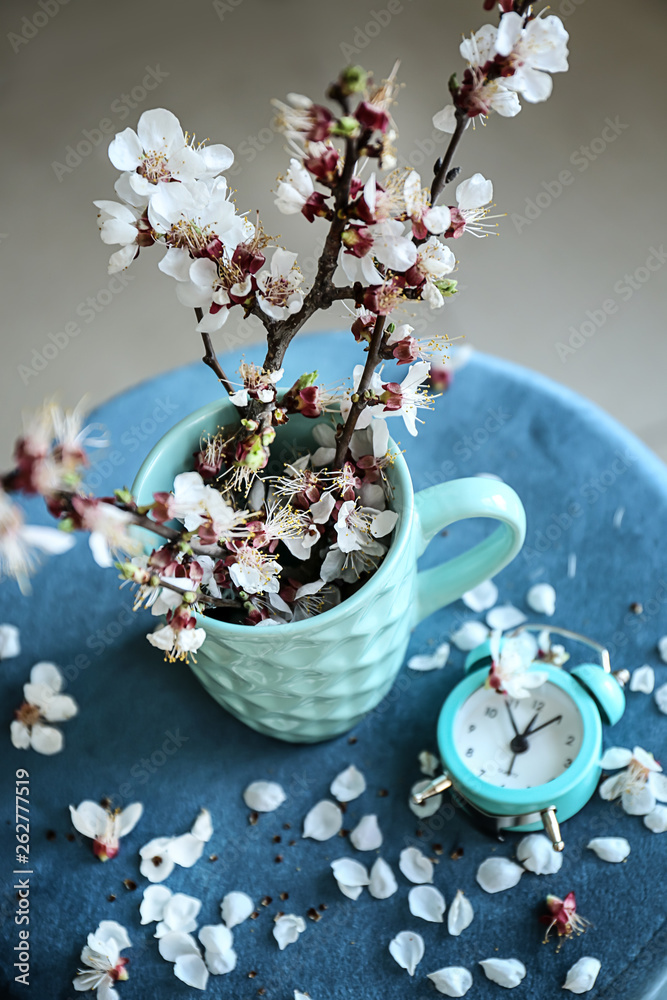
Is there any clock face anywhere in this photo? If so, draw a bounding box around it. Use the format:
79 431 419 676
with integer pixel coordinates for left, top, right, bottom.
453 681 584 790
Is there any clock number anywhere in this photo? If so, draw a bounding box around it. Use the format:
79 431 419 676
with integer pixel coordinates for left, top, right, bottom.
465 747 474 758
485 707 498 718
532 699 545 712
478 768 486 776
564 757 572 768
468 724 476 733
565 735 575 746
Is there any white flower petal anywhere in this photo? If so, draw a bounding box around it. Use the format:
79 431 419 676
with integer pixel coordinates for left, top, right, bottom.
303 800 343 841
448 889 474 937
622 785 656 815
486 605 527 631
10 720 30 750
644 805 667 833
479 958 526 988
96 920 132 952
273 914 306 950
563 956 601 994
139 838 176 883
587 837 630 863
158 930 200 962
655 683 667 714
190 808 213 842
419 751 440 777
243 780 286 812
330 858 370 887
389 931 424 976
0 623 20 659
337 880 363 900
116 802 143 837
408 885 445 923
659 636 667 663
408 642 450 671
198 923 233 954
169 833 205 868
428 967 473 997
630 665 655 694
349 814 383 851
29 723 63 755
41 693 78 723
174 953 209 990
526 583 556 616
69 801 108 840
462 580 498 613
516 833 563 875
29 661 63 692
162 892 202 932
399 846 433 884
450 621 489 651
330 764 366 802
140 885 172 924
476 857 524 893
409 780 442 819
599 746 633 770
221 891 254 928
368 857 398 899
203 944 237 975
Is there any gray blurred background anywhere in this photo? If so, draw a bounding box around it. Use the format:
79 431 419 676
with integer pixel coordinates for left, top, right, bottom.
1 0 666 461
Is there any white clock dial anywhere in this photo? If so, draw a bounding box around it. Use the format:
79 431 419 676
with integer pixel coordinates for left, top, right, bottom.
453 682 584 789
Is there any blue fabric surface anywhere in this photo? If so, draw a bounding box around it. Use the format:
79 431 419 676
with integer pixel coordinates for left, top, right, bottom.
1 331 666 1000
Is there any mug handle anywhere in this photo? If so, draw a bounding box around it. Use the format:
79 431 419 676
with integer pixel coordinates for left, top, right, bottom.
412 478 526 627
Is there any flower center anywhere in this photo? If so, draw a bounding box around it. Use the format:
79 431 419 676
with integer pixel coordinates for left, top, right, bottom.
16 702 42 727
138 151 172 185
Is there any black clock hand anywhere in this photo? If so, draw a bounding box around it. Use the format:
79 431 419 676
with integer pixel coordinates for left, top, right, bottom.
506 753 517 776
505 700 520 736
525 714 563 736
522 712 539 736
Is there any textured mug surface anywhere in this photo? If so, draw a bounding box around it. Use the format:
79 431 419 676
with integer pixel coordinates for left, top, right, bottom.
132 399 526 743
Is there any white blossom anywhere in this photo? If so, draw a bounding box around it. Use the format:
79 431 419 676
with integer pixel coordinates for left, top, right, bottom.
11 661 78 755
73 920 131 998
599 745 667 816
256 248 305 320
69 800 143 861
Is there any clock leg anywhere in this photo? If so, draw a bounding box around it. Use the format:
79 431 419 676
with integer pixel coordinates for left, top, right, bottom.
540 806 565 851
411 775 452 805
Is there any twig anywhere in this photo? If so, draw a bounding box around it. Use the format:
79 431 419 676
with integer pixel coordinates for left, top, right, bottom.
430 110 468 206
333 313 387 467
195 308 235 396
154 575 240 610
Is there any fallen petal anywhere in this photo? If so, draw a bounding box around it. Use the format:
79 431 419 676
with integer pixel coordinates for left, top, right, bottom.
599 746 633 770
630 665 655 694
479 958 526 988
450 621 488 651
161 892 202 934
330 858 370 887
273 914 306 950
243 780 286 812
303 800 343 841
140 884 172 924
447 890 474 937
654 682 667 714
159 931 200 962
462 580 498 613
337 881 363 900
658 636 667 663
221 891 254 928
428 967 473 997
516 833 563 875
526 583 556 616
368 857 398 899
0 624 20 659
419 750 440 776
198 923 233 954
174 953 209 990
389 930 425 976
350 814 383 851
399 846 434 884
330 764 366 802
563 956 601 994
169 832 205 868
191 808 213 842
476 857 523 893
486 605 527 631
409 780 442 819
644 805 667 833
587 837 630 863
408 885 445 922
408 642 451 671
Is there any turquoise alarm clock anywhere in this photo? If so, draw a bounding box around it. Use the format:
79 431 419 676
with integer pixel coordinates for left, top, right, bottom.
413 625 629 851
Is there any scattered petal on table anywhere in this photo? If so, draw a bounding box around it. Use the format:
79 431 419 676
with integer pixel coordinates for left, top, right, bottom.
479 958 526 988
399 846 434 884
486 605 527 631
140 884 172 924
563 957 602 994
156 892 202 938
139 836 176 883
303 800 343 840
526 583 556 616
337 881 364 900
409 780 442 819
331 858 370 886
462 580 498 613
447 890 474 937
408 642 450 671
516 834 563 875
243 780 286 812
0 624 20 659
630 665 655 694
389 930 424 976
221 891 254 928
599 746 633 770
199 924 236 975
273 914 306 950
191 808 213 842
450 621 488 651
169 832 205 868
428 967 473 997
158 930 200 962
174 952 209 990
658 636 667 663
419 750 439 776
330 764 366 801
476 857 523 893
368 857 398 899
294 993 311 1000
645 805 667 833
587 837 630 863
408 885 445 922
567 553 577 578
654 683 667 714
350 814 383 851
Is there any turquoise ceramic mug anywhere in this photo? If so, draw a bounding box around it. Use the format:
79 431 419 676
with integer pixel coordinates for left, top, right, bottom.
132 399 526 743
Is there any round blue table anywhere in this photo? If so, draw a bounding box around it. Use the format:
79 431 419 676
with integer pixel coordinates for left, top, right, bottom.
2 331 666 1000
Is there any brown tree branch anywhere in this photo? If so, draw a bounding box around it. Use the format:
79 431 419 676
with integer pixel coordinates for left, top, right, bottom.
154 574 240 609
195 308 235 396
430 110 468 206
